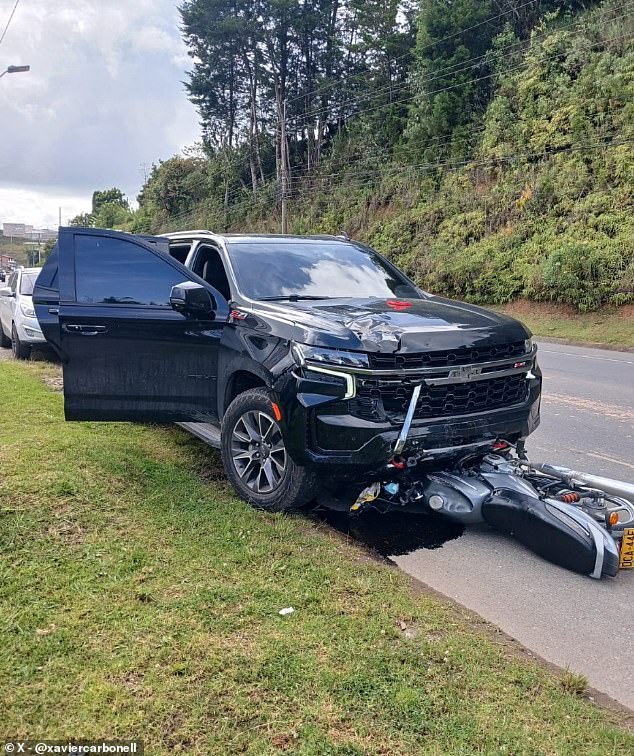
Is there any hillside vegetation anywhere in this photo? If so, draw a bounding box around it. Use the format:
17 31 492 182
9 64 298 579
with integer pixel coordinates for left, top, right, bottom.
77 1 634 313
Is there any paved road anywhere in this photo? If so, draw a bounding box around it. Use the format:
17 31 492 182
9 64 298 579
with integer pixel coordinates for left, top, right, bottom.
393 341 634 710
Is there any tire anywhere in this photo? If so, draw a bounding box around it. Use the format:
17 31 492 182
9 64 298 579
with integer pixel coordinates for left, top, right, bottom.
11 324 31 360
0 324 10 348
221 387 318 512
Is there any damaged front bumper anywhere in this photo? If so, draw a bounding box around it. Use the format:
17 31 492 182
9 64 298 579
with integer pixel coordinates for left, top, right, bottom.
275 351 542 469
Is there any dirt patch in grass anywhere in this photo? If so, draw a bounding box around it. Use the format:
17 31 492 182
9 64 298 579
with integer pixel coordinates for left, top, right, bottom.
42 374 64 392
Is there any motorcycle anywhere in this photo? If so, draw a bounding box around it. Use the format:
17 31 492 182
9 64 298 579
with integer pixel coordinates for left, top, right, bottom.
349 388 634 578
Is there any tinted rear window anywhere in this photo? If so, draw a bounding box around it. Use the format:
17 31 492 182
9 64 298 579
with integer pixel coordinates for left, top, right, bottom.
35 246 59 289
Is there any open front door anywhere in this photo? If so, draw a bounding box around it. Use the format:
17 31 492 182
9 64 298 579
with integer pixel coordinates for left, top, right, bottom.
33 228 229 422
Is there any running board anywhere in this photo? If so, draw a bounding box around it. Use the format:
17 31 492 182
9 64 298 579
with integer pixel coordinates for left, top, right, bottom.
177 422 222 449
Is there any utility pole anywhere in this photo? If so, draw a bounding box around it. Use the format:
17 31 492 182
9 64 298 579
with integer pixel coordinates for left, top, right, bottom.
279 98 290 234
58 206 62 227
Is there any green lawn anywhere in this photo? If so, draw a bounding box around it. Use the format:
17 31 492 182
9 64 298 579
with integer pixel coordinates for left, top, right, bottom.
1 360 632 754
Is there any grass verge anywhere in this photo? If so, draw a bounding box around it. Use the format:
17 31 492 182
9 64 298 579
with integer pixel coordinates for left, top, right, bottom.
492 301 634 349
1 360 632 754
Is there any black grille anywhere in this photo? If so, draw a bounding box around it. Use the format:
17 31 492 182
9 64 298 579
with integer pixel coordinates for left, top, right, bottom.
352 372 529 421
368 340 527 371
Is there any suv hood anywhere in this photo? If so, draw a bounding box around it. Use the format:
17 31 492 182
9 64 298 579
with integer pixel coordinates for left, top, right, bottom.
260 296 530 353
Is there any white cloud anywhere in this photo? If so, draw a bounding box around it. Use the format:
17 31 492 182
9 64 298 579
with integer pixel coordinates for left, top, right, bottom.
0 0 199 227
0 184 90 228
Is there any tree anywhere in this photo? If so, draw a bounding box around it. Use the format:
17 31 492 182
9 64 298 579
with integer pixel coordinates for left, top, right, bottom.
69 188 132 231
68 212 95 227
93 202 133 230
403 0 499 162
42 238 57 260
92 188 130 215
179 0 417 189
137 156 218 223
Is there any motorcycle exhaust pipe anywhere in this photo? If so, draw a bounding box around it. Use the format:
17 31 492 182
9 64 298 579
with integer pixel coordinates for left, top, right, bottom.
532 463 634 502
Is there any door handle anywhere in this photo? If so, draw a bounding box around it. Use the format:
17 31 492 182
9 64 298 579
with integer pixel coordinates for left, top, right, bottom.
63 324 108 336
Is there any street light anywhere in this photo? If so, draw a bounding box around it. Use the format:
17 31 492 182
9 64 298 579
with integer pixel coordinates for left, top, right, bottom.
0 64 30 79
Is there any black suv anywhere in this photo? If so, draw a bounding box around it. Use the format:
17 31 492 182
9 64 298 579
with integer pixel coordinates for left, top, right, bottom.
33 228 541 510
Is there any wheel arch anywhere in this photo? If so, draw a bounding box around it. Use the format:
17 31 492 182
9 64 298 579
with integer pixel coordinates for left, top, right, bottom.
221 368 270 417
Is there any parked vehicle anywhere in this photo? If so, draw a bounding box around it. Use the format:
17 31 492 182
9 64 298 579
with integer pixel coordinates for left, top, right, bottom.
0 266 45 359
33 227 541 511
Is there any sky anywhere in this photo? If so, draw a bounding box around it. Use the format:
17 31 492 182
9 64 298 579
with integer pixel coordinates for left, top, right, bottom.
0 0 200 228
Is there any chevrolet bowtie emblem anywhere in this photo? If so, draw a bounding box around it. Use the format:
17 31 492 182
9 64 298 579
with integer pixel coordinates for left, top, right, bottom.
448 365 483 380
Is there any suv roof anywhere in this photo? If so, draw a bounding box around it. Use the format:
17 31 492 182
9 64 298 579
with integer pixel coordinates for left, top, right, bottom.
160 230 349 244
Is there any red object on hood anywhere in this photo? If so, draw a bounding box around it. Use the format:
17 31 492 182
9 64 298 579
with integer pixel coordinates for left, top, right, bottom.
386 300 412 311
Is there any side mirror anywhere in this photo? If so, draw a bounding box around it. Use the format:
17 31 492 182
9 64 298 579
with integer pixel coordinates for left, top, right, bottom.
0 287 14 298
170 281 216 318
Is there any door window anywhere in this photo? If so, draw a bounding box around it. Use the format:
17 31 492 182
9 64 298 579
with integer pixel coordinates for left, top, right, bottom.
74 235 189 307
169 243 192 265
191 246 231 301
8 272 17 292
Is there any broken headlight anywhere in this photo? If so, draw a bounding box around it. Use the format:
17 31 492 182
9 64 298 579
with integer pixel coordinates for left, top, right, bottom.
293 344 369 369
292 344 364 400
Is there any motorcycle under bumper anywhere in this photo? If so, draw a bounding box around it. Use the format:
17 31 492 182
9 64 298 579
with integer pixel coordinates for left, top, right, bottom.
281 372 542 469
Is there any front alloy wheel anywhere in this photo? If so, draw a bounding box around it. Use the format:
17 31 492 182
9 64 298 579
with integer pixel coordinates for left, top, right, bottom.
11 324 30 360
231 409 287 494
221 387 318 511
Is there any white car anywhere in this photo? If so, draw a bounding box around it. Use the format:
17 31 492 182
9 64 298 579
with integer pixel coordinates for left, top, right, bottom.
0 267 45 359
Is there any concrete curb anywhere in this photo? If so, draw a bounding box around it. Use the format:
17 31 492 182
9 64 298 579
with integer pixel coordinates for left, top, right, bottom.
535 336 634 353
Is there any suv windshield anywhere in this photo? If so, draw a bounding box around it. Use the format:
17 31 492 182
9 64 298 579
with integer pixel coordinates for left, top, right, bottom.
226 241 419 301
20 272 38 296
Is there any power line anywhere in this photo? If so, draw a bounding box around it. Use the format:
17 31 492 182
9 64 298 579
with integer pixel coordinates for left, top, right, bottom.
285 0 541 108
287 2 588 126
145 95 633 234
289 6 634 132
139 3 633 211
150 132 634 235
296 96 627 186
0 0 20 48
283 136 634 215
304 26 634 133
143 9 634 231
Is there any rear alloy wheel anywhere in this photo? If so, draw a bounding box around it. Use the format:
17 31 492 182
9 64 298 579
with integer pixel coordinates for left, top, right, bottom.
221 387 318 511
11 324 30 360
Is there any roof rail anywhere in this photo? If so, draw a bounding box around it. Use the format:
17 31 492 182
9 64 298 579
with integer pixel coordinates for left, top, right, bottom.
159 229 217 238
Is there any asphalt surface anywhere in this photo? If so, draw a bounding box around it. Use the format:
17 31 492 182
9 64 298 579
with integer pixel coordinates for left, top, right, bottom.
393 341 634 710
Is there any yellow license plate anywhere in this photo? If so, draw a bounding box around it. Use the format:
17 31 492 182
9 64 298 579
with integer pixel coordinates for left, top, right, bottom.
619 528 634 569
